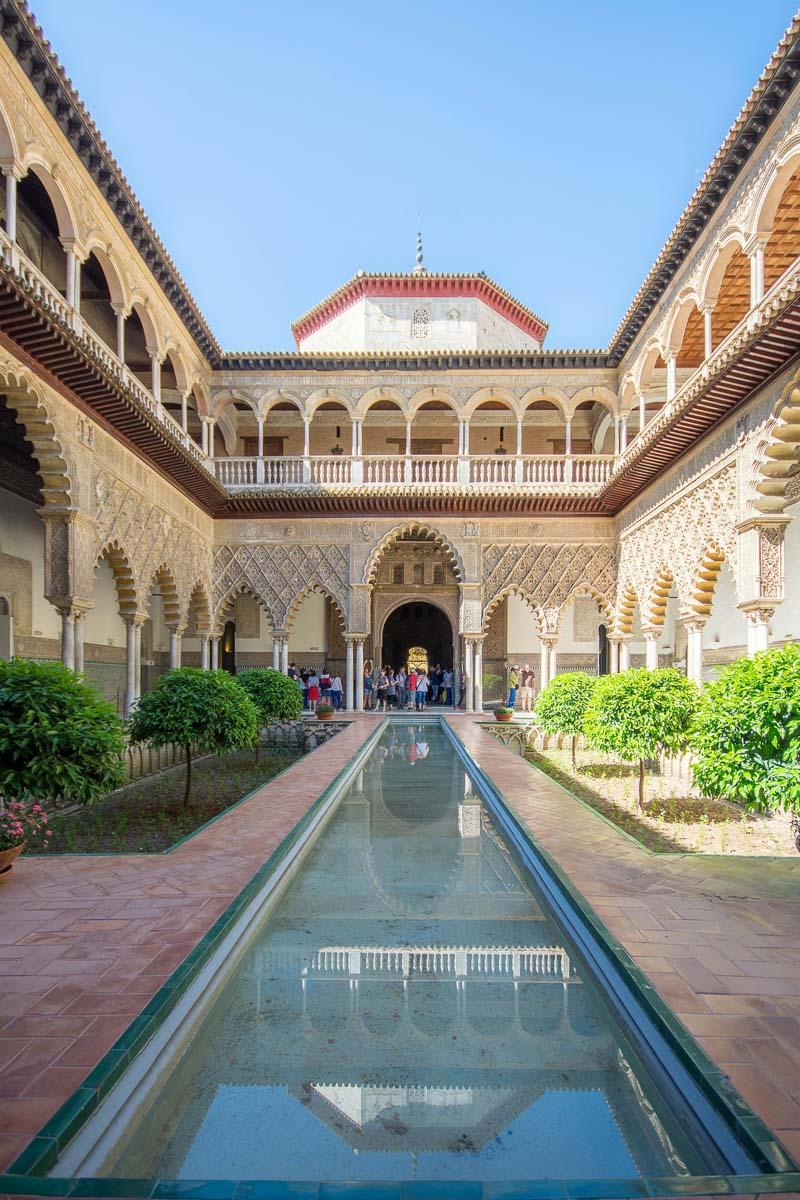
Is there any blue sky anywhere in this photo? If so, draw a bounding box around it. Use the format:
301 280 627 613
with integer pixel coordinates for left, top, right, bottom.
31 1 796 350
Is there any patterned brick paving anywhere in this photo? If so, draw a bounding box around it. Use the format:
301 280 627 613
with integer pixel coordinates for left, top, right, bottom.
451 717 800 1173
0 719 376 1172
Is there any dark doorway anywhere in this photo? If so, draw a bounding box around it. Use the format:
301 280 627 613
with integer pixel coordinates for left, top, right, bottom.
598 623 609 676
381 603 453 671
221 620 236 674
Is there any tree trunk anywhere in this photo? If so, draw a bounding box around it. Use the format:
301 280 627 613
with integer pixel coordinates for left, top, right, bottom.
571 734 577 768
184 744 192 810
638 758 645 809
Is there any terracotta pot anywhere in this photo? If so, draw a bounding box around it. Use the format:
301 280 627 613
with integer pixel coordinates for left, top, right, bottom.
495 711 514 723
0 842 25 875
316 711 334 721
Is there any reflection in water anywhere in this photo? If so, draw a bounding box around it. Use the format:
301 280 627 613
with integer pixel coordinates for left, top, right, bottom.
110 724 705 1182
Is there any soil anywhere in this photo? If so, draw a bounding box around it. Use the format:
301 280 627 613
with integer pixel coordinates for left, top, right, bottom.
27 746 300 854
526 747 797 857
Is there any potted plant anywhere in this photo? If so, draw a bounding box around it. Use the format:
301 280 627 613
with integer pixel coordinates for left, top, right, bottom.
315 702 335 722
0 799 51 874
494 705 514 723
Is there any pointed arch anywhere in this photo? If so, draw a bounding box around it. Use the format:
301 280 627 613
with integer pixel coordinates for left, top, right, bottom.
213 582 275 634
286 581 346 632
0 359 75 507
185 580 213 633
363 523 466 585
95 540 138 617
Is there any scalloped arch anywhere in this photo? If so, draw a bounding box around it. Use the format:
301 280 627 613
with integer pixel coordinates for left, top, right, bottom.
95 540 139 617
0 361 75 507
363 523 466 585
286 581 346 631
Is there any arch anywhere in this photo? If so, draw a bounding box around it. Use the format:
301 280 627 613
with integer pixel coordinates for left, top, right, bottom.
699 229 747 309
363 523 466 585
305 388 355 419
463 387 519 419
750 135 800 241
567 385 619 419
185 581 213 633
687 543 728 621
644 567 677 628
407 388 460 419
149 563 181 628
632 339 665 394
664 289 702 357
210 389 258 421
615 584 639 637
482 586 538 634
353 387 408 420
163 346 191 395
82 240 127 310
129 298 160 355
520 386 570 420
95 540 138 617
557 583 614 630
285 581 346 634
213 582 275 634
749 369 800 515
190 377 211 418
258 390 304 419
0 360 75 506
22 160 78 242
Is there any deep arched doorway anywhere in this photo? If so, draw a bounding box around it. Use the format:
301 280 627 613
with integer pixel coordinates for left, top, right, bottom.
381 602 453 671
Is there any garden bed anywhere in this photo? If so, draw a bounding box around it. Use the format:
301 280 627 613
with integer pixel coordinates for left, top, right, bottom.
28 746 300 854
526 746 796 856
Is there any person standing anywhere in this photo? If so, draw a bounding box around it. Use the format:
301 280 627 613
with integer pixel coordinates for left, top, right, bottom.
331 673 343 710
320 667 332 704
519 663 535 712
442 667 453 706
386 669 397 710
376 668 388 712
363 665 374 710
507 665 520 709
415 670 429 712
429 665 440 705
396 667 406 710
406 666 417 709
306 669 320 712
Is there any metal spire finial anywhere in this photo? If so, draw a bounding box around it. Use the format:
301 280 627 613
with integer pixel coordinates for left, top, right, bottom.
412 230 426 275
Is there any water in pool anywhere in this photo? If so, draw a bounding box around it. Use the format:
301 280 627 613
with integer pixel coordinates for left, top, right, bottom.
110 722 709 1182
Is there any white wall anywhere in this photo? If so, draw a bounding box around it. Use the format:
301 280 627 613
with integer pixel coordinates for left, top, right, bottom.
288 592 327 654
83 557 127 648
703 561 745 650
773 502 800 644
0 487 59 639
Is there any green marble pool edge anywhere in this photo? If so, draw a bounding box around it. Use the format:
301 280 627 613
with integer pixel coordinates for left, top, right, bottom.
0 714 798 1200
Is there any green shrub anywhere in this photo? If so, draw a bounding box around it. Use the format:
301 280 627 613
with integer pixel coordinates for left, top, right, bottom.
127 668 259 807
534 672 596 765
583 668 697 807
0 658 125 806
237 668 302 722
691 644 800 814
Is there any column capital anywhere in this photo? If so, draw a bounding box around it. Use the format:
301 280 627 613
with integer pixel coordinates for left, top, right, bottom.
344 632 367 642
641 625 661 641
738 602 777 623
1 162 23 181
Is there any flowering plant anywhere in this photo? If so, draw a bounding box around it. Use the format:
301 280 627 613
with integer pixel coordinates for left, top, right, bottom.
0 799 51 851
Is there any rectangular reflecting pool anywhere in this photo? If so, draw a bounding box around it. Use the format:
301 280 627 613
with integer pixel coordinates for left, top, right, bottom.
50 721 748 1184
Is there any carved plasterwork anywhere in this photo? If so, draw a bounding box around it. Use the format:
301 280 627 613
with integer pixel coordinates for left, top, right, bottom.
617 463 738 624
482 543 616 629
213 543 349 629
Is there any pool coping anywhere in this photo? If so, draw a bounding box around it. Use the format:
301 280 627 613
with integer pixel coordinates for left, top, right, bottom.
2 714 799 1200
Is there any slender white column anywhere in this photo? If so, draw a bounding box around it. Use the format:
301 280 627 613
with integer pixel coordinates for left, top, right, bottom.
464 639 474 712
72 256 82 314
169 627 181 669
74 611 84 674
665 352 677 401
638 392 646 434
303 418 310 457
281 638 289 674
548 640 558 681
60 607 75 671
749 242 766 306
515 417 523 457
685 623 703 685
473 641 483 712
4 170 18 242
181 391 189 433
210 636 219 670
609 638 620 674
618 639 630 671
345 639 355 711
64 248 76 307
355 640 365 711
124 618 137 715
272 638 280 670
703 306 713 359
620 414 628 453
200 635 210 670
207 418 216 454
114 307 126 363
644 630 659 670
133 622 142 700
613 416 621 456
539 639 549 692
744 609 771 657
150 353 161 403
200 418 208 454
405 420 412 456
257 417 264 457
564 418 572 456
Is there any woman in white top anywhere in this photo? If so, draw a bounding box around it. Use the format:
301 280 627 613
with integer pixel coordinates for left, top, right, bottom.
415 671 429 712
331 674 343 711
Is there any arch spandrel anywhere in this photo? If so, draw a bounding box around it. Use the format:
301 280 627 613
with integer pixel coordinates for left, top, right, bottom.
481 542 616 629
213 542 349 634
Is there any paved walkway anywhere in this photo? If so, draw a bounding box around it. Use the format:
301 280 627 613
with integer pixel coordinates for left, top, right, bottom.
0 718 376 1172
450 717 800 1170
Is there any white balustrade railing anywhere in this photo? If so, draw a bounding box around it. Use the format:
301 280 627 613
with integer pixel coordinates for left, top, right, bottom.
309 455 352 484
470 455 517 484
253 944 571 980
410 455 458 483
362 455 407 484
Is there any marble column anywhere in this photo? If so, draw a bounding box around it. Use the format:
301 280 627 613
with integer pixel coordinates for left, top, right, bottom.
133 621 142 701
272 638 280 670
124 617 137 716
744 608 771 657
3 169 18 242
65 248 77 308
114 307 126 363
345 638 355 711
169 627 181 669
702 306 713 359
473 640 483 712
548 639 558 682
355 639 365 711
281 639 289 674
644 630 659 670
200 635 210 670
74 611 85 675
539 639 549 692
60 607 75 671
464 638 474 712
609 638 620 674
618 639 630 671
210 636 219 670
685 622 704 685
